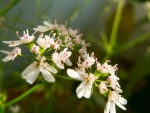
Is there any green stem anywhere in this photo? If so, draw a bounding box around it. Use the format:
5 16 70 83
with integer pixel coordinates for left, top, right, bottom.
42 48 52 55
4 80 46 108
102 53 111 63
0 0 20 16
54 75 74 81
4 74 75 108
109 0 125 56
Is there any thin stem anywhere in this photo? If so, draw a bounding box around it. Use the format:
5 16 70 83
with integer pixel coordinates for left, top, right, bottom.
109 0 125 56
4 74 76 108
54 75 75 81
102 53 111 63
4 80 46 108
0 0 20 16
42 48 52 55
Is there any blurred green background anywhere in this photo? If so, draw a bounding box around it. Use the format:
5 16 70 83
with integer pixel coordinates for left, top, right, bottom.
1 0 150 113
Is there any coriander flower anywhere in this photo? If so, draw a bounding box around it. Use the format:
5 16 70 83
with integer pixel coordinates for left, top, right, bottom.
78 52 95 68
79 47 88 59
22 56 57 84
104 91 127 113
68 28 79 38
37 35 59 50
30 44 40 54
52 48 72 69
0 47 21 62
97 60 120 87
3 30 35 47
107 76 122 93
33 20 58 32
67 69 96 98
99 81 108 94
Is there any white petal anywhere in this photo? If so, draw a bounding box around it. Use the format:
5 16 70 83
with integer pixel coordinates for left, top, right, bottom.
0 50 9 54
76 82 85 98
21 63 37 79
43 21 52 28
2 55 12 62
115 87 122 93
104 100 111 113
33 27 49 32
3 41 23 47
76 70 86 77
67 69 83 80
110 101 116 113
112 74 120 80
115 101 126 110
40 68 55 82
44 63 57 74
65 60 72 66
115 80 120 88
66 51 72 57
26 67 40 84
83 84 92 98
63 48 68 52
117 97 127 105
37 25 47 28
55 61 64 69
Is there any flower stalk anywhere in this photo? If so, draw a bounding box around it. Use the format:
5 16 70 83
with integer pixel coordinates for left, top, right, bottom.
4 80 46 108
107 0 125 58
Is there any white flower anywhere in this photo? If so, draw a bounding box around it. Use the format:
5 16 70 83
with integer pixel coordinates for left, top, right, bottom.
79 47 88 59
52 48 72 69
37 35 59 50
99 81 108 94
33 20 58 32
59 48 72 66
97 60 120 87
0 47 21 62
58 25 68 36
78 53 95 68
68 28 79 38
67 69 96 98
37 35 51 50
21 56 57 84
3 30 35 47
104 91 127 113
107 76 122 93
30 44 40 54
80 40 91 47
52 52 64 69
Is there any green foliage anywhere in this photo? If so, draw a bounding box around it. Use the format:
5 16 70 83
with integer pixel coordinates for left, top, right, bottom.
0 100 4 113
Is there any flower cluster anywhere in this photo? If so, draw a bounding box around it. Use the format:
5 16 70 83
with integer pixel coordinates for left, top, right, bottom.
1 20 127 113
67 53 127 113
0 20 89 84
